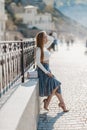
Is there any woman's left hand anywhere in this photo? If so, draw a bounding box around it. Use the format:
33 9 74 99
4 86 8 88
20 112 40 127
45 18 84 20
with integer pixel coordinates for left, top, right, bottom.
47 72 53 77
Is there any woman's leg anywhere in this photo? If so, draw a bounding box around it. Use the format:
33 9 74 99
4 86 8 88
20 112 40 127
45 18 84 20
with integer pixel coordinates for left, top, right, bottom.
43 87 58 110
43 94 53 111
55 91 65 104
55 87 69 112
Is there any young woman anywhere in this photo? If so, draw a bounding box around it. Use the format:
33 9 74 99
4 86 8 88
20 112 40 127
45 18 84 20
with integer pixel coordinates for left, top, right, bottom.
36 31 69 112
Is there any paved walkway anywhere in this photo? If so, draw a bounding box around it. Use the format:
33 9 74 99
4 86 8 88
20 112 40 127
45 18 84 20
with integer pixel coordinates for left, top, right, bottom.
37 42 87 130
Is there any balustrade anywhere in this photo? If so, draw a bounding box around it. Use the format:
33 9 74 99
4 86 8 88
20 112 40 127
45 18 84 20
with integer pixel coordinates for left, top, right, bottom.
0 39 35 97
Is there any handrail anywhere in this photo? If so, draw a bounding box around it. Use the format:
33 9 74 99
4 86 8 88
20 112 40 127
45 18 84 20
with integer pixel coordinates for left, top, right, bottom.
0 39 35 97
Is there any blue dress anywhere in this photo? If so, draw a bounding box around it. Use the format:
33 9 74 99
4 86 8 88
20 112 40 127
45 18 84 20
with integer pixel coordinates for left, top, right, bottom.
37 63 61 97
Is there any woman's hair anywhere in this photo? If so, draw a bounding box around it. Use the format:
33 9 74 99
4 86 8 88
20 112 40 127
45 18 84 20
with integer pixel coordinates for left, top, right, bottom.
36 31 45 62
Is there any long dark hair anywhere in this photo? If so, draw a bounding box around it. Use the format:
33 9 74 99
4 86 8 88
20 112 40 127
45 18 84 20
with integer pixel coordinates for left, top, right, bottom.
36 31 45 62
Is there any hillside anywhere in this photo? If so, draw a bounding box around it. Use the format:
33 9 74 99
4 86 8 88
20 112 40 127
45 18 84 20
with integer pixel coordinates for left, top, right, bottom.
56 4 87 28
5 0 87 40
43 5 87 39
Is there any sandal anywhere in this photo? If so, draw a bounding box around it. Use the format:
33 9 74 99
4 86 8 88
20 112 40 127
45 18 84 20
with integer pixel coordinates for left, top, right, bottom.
58 102 69 112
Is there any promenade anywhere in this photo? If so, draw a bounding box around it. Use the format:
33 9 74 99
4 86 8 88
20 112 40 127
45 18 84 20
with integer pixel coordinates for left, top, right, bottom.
37 41 87 130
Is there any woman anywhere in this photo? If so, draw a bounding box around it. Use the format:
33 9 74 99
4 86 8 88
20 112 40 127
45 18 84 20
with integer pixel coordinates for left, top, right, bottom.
36 31 69 112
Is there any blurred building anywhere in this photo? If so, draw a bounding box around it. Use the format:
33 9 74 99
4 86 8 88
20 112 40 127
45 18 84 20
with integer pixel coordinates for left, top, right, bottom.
0 0 7 41
11 4 55 31
23 5 55 31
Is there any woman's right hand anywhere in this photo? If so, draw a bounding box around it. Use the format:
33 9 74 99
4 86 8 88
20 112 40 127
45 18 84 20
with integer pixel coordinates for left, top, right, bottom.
47 72 53 77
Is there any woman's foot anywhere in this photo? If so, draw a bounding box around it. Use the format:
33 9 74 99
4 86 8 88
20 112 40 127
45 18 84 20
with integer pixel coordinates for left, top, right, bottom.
58 102 69 112
43 99 49 111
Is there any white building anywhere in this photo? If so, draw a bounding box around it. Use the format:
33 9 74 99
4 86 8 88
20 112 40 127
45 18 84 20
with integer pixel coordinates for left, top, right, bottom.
23 5 55 31
0 0 7 40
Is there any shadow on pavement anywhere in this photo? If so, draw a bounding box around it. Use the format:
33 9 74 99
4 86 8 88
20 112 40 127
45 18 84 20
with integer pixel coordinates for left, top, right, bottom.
37 111 65 130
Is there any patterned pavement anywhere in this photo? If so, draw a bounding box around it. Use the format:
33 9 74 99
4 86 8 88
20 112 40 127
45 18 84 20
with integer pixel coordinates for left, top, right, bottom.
37 41 87 130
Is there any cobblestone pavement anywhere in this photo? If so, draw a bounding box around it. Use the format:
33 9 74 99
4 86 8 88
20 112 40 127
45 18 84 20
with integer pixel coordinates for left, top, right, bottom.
37 42 87 130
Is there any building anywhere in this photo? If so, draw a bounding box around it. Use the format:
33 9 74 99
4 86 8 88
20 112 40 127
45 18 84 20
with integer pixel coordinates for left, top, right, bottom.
23 5 55 31
0 0 7 40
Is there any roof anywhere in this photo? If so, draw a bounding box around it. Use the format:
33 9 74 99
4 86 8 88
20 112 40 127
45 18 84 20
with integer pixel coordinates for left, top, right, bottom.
24 5 38 9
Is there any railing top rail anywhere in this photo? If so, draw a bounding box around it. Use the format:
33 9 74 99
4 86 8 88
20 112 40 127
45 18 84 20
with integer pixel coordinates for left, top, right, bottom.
0 38 35 44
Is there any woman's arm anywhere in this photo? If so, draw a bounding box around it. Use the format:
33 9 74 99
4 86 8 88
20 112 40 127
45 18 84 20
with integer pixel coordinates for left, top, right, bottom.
36 48 49 74
44 35 54 48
